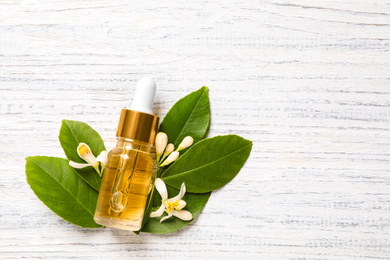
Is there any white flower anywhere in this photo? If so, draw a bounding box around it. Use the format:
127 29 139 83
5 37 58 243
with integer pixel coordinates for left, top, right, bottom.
155 132 168 162
159 143 174 163
156 134 194 167
150 178 193 223
176 136 194 152
69 143 107 176
165 143 175 154
159 151 179 167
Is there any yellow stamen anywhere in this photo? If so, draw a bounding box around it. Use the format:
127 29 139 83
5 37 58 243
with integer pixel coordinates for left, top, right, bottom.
166 201 181 213
78 145 90 156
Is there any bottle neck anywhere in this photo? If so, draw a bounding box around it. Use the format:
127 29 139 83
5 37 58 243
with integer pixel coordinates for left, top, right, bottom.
116 109 159 145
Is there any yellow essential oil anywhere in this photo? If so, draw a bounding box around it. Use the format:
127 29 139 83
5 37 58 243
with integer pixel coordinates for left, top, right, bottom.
94 78 159 231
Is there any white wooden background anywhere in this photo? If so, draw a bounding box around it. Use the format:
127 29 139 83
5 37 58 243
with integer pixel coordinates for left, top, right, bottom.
1 0 389 259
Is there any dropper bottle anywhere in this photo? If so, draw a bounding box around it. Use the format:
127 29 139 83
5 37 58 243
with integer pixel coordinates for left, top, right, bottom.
94 78 159 231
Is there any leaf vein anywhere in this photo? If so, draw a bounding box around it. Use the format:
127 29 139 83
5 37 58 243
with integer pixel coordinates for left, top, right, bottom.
164 142 251 179
64 120 80 145
29 158 94 216
174 90 208 144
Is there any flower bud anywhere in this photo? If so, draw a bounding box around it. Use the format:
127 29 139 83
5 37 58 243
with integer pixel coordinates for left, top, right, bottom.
96 150 108 176
177 136 194 152
159 143 175 164
160 151 179 167
155 132 168 157
96 150 108 166
164 143 175 156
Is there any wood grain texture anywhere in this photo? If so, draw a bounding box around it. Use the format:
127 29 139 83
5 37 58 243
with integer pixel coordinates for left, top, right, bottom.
1 0 389 259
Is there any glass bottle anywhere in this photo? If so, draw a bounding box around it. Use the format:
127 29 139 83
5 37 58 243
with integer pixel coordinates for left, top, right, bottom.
94 78 159 231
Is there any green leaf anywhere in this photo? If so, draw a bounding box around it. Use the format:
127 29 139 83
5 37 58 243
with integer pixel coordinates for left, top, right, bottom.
59 119 106 191
70 167 101 192
141 185 211 234
25 156 101 228
162 135 252 193
159 87 210 148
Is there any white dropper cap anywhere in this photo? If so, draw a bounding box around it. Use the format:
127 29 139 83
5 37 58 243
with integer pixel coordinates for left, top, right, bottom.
129 77 156 115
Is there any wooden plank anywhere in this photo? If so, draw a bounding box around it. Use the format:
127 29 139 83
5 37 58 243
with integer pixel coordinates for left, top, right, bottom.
0 0 389 258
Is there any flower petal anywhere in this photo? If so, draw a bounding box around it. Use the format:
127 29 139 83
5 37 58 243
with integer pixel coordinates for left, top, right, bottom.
167 182 186 202
150 203 165 218
172 210 193 221
154 178 168 201
96 150 108 165
77 143 96 164
160 212 173 223
176 200 187 210
69 161 94 169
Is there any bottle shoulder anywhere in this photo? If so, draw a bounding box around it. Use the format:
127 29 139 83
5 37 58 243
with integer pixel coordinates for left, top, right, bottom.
108 145 154 160
108 146 124 157
106 145 154 169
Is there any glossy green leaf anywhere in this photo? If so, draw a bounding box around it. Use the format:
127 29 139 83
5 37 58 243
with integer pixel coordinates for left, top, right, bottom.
159 87 210 148
26 156 101 228
162 135 252 193
59 119 106 191
141 185 211 234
